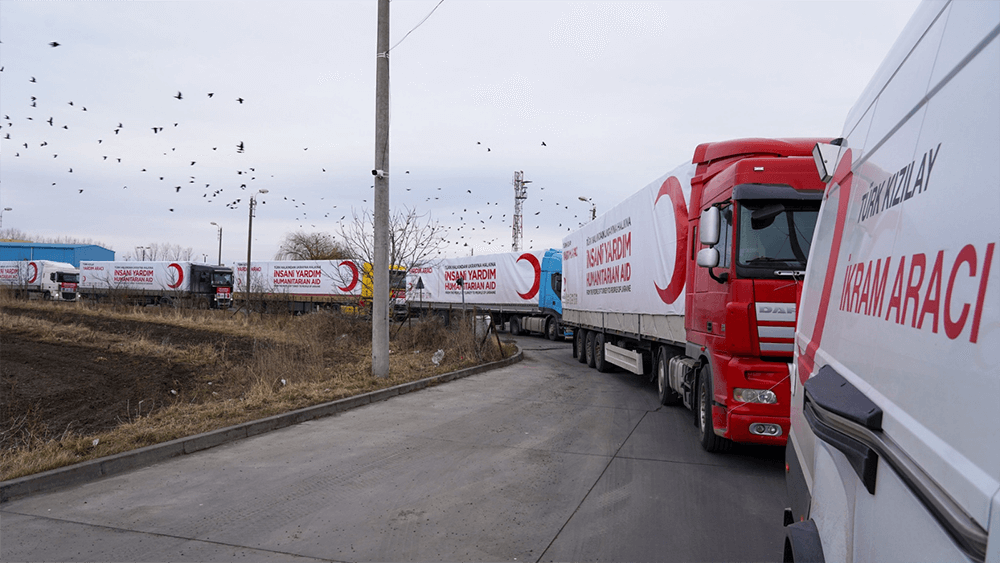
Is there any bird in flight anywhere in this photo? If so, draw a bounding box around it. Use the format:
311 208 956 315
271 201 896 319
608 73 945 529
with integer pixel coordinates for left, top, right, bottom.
49 41 60 47
236 97 244 104
174 91 183 100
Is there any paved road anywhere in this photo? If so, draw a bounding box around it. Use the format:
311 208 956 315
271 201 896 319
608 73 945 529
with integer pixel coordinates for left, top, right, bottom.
1 336 787 562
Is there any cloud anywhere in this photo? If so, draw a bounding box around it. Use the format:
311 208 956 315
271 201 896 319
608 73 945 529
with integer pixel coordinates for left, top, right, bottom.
551 2 668 62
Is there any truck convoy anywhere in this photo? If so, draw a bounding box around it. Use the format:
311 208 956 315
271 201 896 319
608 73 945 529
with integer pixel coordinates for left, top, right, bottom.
784 2 998 561
407 249 566 340
234 260 406 316
562 137 829 451
78 261 234 309
0 260 79 301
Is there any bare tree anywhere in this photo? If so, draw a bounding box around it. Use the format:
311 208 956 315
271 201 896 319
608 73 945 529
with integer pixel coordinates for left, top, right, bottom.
0 228 32 242
275 231 350 260
336 206 447 272
121 242 194 261
0 228 111 248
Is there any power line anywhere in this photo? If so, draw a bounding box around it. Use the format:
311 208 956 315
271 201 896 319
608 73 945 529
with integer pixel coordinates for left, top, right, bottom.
389 0 445 52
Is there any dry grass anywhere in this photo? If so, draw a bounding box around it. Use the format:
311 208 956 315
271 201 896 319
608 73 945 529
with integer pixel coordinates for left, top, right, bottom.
0 297 514 481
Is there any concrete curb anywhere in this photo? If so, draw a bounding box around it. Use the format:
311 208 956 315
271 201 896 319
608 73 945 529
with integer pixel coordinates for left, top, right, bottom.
1 347 523 503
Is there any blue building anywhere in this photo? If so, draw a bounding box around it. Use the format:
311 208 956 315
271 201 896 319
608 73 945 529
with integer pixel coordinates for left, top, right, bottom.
0 242 115 267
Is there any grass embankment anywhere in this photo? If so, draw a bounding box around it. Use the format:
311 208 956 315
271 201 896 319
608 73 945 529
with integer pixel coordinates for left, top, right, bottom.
1 297 513 481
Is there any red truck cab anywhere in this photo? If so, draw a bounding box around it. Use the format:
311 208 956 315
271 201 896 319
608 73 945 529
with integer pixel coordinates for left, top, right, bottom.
685 138 830 449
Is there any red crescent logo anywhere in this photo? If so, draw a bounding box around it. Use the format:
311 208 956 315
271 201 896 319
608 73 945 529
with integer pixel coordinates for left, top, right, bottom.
27 262 38 284
653 176 688 304
167 263 184 288
339 261 359 292
516 253 541 300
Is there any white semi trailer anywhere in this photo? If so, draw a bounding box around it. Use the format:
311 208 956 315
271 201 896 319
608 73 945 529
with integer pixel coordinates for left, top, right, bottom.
78 261 234 309
407 249 567 340
0 260 79 301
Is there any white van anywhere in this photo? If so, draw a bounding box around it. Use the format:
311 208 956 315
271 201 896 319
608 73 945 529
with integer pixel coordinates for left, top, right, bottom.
784 1 999 561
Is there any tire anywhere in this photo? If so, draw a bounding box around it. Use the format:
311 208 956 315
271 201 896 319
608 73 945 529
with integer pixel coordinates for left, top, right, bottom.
43 291 52 301
575 330 588 363
546 317 560 341
697 365 731 453
509 316 521 336
585 331 596 368
656 347 682 406
594 332 610 373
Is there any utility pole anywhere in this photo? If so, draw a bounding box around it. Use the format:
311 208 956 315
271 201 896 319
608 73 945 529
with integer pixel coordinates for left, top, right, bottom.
211 222 223 265
246 189 268 309
372 0 390 378
512 170 530 251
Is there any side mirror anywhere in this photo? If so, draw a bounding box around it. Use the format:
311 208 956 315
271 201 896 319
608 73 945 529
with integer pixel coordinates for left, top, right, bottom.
700 207 720 245
812 139 845 183
697 248 720 268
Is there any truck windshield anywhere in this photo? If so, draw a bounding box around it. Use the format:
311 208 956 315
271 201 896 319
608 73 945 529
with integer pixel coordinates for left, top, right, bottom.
390 270 407 290
58 272 80 283
736 201 819 274
212 272 234 286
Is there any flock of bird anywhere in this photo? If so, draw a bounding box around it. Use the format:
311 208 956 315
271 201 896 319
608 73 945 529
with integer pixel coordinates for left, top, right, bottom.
2 40 592 256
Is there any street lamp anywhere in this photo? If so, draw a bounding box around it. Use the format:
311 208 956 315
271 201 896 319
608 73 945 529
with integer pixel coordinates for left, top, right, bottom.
135 246 151 261
0 207 11 229
210 222 223 266
578 196 596 221
245 189 268 306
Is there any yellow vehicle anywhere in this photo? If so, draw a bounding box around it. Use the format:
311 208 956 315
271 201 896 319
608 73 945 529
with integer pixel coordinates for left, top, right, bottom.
357 262 407 319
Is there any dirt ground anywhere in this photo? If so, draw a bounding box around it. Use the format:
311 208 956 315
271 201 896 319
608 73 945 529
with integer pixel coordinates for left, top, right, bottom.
1 304 259 444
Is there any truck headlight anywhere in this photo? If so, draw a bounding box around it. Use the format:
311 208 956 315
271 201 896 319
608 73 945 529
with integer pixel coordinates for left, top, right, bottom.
733 388 777 404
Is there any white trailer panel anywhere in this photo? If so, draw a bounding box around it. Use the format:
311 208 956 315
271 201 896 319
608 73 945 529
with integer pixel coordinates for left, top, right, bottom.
233 261 362 297
407 250 547 308
562 162 695 318
80 261 193 292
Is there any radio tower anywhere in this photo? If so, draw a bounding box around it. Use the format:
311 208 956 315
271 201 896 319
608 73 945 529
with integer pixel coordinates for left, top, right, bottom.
512 170 531 251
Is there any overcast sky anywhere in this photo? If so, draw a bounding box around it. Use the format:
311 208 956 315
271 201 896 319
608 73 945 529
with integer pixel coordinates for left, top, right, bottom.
0 0 920 265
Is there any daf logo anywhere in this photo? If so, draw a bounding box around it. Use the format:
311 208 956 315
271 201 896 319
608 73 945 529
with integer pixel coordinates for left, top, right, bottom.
759 304 794 315
756 302 797 321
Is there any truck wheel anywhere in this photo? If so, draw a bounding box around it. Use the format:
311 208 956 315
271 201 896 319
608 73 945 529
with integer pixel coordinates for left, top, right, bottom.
697 365 731 453
43 291 52 301
575 330 588 363
546 318 560 341
594 332 610 373
509 316 521 336
656 347 681 406
585 331 596 368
